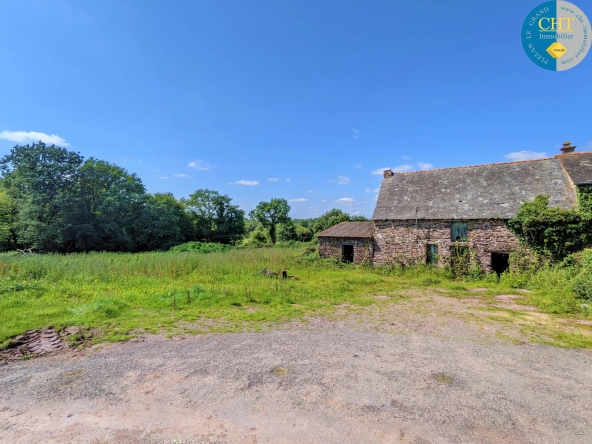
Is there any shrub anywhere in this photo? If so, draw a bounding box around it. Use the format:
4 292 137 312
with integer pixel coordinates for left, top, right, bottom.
573 269 592 301
507 195 590 261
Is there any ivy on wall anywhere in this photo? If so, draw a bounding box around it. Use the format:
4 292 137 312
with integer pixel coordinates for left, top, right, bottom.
507 195 590 261
577 185 592 218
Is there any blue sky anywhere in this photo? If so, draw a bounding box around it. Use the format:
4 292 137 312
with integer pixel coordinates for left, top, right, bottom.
1 0 591 218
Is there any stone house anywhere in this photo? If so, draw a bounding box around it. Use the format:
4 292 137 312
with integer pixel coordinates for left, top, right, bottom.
318 143 592 272
317 221 374 264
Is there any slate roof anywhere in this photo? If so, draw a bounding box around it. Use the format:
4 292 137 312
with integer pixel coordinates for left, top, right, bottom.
317 221 375 238
372 153 591 221
558 152 592 185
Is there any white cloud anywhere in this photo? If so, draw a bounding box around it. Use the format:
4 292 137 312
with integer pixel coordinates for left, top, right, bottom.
365 188 380 193
159 176 168 179
285 178 292 182
307 190 314 193
402 155 412 160
233 179 259 186
188 160 215 170
584 141 592 148
336 197 355 204
268 177 280 182
173 173 189 178
0 130 70 147
354 211 361 215
289 198 309 203
352 128 359 133
417 162 433 170
355 163 363 169
322 199 328 203
505 151 548 161
371 164 413 175
337 175 351 185
371 167 392 176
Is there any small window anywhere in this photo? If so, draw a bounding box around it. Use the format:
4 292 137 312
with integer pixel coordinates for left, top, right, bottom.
426 244 438 265
451 221 468 242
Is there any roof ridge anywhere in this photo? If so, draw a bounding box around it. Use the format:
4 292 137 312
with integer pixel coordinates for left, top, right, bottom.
385 156 558 176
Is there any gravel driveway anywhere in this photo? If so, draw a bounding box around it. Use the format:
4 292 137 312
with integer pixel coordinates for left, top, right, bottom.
1 317 591 444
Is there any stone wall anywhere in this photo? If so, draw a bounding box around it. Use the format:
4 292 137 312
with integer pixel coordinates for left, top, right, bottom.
318 237 374 265
373 219 520 272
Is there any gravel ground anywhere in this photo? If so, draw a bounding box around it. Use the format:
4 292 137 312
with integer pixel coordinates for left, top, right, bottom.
1 320 591 444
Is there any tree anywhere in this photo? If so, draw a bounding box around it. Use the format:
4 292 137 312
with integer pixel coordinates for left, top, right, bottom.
0 142 84 251
277 220 298 242
184 189 245 244
507 195 590 261
68 158 147 252
131 193 190 251
312 208 351 234
0 188 16 250
249 198 291 244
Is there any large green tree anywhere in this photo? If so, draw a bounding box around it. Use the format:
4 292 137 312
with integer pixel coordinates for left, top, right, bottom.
68 158 147 251
184 189 245 244
0 142 83 251
249 198 291 244
131 193 193 251
0 188 17 250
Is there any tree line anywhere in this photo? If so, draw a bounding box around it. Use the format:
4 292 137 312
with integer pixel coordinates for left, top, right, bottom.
0 142 366 253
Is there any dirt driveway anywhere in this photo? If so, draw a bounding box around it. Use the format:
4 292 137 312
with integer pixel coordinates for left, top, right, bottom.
1 295 591 443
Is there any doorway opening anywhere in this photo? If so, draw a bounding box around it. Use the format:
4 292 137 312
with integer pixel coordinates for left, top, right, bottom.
491 253 509 276
342 244 354 263
426 244 438 265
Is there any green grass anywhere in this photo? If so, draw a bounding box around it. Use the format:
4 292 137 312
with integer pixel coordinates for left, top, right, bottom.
0 247 590 346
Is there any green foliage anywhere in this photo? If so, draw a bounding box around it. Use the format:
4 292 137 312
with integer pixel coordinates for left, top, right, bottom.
0 142 84 251
0 189 16 250
69 158 146 252
249 198 291 244
277 221 297 242
577 185 592 217
312 208 351 233
573 269 592 301
311 208 368 234
183 189 245 244
507 195 590 261
442 246 483 279
0 247 590 348
169 241 233 254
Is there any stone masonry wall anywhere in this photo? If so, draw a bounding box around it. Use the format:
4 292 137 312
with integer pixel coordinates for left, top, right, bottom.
373 219 520 272
318 237 374 265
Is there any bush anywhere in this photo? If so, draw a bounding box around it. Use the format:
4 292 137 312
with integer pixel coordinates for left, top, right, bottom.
169 241 233 254
507 195 590 261
573 269 592 301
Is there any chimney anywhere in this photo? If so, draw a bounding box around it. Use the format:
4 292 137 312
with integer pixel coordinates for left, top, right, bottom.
560 141 576 154
383 169 394 178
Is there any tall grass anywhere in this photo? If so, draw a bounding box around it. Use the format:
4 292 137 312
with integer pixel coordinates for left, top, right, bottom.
0 247 589 345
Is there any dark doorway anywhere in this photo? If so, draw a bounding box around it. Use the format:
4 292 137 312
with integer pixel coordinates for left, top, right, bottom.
342 244 354 263
491 253 509 276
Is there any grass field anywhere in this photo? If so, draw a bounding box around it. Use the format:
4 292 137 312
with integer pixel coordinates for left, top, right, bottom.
1 246 591 347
